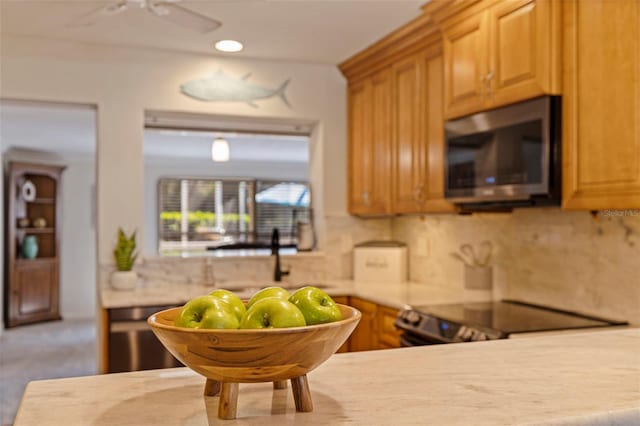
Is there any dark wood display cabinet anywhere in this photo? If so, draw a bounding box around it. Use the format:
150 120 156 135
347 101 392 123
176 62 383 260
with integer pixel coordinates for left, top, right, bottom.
4 162 65 328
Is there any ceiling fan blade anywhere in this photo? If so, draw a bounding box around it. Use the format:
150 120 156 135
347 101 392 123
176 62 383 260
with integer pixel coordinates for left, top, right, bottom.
149 2 222 33
67 1 129 28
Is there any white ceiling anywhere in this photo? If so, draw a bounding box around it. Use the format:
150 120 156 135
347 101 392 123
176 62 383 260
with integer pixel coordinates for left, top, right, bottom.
0 101 309 162
0 1 423 158
0 0 425 64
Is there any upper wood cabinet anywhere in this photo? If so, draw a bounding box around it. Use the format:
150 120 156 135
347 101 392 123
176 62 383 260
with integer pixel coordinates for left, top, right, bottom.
347 70 392 215
341 13 455 216
441 10 488 119
562 0 640 209
391 52 427 213
391 50 455 214
442 0 561 119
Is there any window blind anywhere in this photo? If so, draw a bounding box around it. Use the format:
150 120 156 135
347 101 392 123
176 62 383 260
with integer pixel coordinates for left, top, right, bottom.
158 178 309 252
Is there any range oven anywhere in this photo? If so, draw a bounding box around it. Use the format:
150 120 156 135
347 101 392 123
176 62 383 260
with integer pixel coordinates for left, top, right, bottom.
395 300 627 346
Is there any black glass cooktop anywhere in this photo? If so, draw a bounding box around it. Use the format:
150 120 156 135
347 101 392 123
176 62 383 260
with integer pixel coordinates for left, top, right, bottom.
411 299 626 335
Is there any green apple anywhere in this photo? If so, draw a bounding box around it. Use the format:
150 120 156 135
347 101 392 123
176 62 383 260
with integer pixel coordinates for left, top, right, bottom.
174 295 239 329
246 286 291 309
239 297 306 329
209 289 246 321
289 286 342 325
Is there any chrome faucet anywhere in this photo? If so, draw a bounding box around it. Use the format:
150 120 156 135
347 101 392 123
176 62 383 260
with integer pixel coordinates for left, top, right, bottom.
271 228 289 282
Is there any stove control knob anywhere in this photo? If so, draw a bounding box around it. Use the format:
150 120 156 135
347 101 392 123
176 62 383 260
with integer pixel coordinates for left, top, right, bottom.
465 329 476 342
473 332 487 341
404 310 421 325
457 326 472 341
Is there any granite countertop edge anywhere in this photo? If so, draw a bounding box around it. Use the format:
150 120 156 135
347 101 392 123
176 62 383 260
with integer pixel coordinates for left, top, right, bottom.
99 279 461 310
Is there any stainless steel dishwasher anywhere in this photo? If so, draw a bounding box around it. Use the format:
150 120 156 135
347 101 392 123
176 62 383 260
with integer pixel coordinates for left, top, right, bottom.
108 305 183 373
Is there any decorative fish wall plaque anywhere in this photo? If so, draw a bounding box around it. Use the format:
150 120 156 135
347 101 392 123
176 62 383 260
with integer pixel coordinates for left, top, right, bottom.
180 69 291 108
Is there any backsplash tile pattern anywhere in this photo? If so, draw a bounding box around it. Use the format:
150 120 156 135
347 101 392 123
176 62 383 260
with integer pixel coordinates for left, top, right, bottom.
100 254 327 289
100 209 638 325
392 208 640 324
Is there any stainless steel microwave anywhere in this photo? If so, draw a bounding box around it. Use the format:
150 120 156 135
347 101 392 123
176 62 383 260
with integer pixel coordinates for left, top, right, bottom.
444 96 561 209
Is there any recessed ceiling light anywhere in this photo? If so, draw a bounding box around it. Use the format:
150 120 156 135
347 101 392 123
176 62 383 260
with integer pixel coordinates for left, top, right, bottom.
215 40 243 53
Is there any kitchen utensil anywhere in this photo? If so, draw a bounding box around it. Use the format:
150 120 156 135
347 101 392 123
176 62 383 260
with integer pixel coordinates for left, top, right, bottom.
459 244 477 265
148 304 361 420
450 252 472 266
476 241 493 266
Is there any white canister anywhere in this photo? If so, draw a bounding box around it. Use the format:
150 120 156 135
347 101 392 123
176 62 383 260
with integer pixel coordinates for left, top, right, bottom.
296 222 314 251
353 241 408 283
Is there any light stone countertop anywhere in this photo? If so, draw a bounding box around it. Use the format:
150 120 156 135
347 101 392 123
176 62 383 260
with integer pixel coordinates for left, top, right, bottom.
100 279 468 310
14 328 640 425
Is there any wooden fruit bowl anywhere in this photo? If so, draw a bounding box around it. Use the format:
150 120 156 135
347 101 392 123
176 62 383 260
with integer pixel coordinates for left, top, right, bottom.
148 304 360 419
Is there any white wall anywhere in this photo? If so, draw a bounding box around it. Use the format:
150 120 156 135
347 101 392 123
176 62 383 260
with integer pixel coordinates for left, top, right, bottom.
0 150 3 333
0 35 348 272
143 158 308 255
60 159 96 318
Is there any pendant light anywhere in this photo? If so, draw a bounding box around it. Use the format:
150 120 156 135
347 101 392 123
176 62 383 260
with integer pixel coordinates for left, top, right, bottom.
211 137 230 162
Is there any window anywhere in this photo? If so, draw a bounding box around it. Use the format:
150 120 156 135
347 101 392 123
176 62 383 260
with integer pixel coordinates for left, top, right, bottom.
158 178 310 254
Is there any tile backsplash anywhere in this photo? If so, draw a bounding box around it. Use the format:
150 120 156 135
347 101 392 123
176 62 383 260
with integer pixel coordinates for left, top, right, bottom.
100 208 639 324
392 208 640 324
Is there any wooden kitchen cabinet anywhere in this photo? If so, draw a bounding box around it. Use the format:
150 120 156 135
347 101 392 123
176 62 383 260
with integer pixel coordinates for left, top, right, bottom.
561 0 640 209
333 296 350 353
342 297 401 352
391 52 427 213
348 297 379 352
442 0 561 119
442 9 488 119
391 50 455 214
425 53 456 213
347 69 392 215
377 305 403 349
4 162 64 327
341 14 454 216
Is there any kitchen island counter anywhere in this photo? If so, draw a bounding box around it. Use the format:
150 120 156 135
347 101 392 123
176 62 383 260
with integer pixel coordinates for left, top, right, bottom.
14 328 640 425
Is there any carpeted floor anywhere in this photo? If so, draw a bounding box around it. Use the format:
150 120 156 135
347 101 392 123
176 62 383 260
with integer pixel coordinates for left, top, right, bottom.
0 319 97 426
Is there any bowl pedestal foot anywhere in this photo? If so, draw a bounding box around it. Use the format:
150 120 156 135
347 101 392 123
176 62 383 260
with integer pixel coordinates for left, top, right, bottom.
273 380 287 389
218 382 239 420
291 374 313 412
204 379 220 397
204 375 314 420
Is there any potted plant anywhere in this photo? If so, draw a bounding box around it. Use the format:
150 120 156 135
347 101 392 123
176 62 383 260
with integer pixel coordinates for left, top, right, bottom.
110 227 139 290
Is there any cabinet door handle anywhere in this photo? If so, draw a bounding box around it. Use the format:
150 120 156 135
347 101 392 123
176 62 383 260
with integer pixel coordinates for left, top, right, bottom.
480 74 487 101
486 70 494 100
362 191 370 206
413 184 425 204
